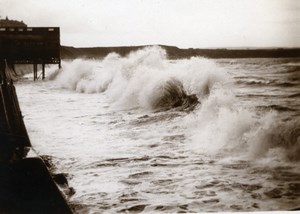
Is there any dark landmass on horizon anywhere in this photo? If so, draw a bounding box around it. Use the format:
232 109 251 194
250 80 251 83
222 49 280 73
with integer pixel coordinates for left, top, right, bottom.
61 45 300 60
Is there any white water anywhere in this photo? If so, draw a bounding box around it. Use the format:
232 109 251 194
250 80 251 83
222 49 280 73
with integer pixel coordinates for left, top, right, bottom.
16 47 300 213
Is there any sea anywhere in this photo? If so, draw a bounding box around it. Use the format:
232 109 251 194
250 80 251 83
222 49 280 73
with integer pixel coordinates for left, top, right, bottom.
15 46 300 213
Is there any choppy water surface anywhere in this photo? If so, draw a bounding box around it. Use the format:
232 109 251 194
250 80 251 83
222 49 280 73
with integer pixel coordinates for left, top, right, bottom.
16 47 300 213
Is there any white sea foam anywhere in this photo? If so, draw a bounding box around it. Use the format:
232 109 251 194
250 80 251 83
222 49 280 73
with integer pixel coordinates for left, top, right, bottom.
54 47 228 110
184 85 300 163
16 49 300 212
49 46 300 163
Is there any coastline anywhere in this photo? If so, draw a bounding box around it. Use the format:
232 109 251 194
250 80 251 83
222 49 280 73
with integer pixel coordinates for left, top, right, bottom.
60 45 300 60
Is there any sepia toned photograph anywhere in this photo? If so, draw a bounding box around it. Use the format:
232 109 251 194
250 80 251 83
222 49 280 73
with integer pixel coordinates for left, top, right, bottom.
0 0 299 213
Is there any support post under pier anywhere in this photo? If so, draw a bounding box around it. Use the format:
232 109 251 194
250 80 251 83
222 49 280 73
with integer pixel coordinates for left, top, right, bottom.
42 63 45 80
33 64 37 81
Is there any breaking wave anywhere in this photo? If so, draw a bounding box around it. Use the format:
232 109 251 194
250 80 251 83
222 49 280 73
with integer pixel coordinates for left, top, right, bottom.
149 78 199 111
53 46 227 111
185 96 300 163
49 46 299 162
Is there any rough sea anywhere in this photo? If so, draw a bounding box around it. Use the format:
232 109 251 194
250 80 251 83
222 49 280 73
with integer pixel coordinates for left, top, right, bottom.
15 47 300 213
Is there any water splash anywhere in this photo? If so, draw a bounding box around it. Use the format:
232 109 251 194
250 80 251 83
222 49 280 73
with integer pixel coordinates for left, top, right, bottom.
50 46 299 163
53 46 228 111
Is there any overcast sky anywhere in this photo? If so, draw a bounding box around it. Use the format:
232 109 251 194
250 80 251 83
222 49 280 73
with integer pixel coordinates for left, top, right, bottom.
1 0 299 48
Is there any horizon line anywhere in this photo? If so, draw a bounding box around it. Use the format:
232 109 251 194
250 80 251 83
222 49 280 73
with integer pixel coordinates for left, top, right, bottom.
61 44 300 50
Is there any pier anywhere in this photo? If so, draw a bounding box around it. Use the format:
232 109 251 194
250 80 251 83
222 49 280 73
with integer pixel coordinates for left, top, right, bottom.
0 27 61 80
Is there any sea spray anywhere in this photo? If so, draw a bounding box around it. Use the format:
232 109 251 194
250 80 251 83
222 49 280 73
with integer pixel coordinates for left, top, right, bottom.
53 59 116 93
52 46 299 162
184 89 255 155
184 79 299 163
247 117 300 162
54 46 228 111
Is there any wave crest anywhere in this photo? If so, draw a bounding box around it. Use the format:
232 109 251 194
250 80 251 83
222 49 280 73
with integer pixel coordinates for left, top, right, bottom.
53 46 228 111
248 119 300 161
150 78 199 111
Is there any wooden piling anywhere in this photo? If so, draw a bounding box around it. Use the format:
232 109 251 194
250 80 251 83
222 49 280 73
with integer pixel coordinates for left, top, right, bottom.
33 63 37 81
42 63 45 80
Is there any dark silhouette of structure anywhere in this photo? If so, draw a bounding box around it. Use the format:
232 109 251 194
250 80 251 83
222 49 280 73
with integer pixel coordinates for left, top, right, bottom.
0 27 61 80
0 60 31 161
0 20 71 212
0 58 72 214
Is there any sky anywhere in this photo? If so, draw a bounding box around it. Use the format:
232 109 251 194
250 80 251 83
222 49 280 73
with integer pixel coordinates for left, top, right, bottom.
1 0 299 48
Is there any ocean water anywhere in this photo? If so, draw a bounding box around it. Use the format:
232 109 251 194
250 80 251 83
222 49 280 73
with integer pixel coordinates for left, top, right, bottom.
15 47 300 213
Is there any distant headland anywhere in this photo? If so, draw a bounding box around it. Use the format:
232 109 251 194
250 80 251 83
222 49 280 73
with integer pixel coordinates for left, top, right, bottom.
60 45 300 59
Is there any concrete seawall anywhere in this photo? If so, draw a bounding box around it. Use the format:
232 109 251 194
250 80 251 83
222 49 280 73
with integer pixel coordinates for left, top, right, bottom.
0 60 72 213
0 157 72 213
